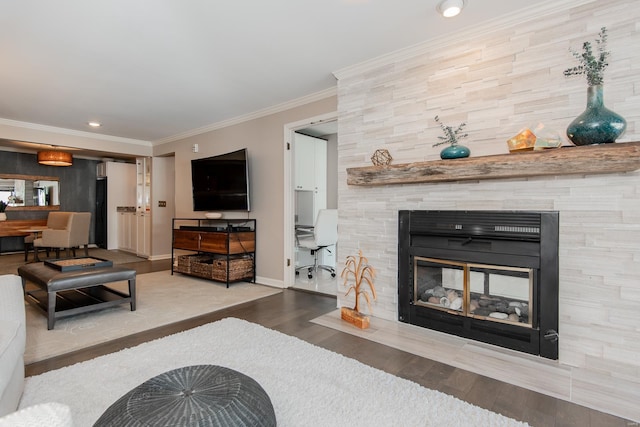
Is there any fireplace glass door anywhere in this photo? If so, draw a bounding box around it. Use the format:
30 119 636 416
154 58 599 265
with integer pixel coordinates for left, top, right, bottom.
413 257 533 327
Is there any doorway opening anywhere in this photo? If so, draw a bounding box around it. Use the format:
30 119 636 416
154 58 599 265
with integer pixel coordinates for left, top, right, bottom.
283 114 338 296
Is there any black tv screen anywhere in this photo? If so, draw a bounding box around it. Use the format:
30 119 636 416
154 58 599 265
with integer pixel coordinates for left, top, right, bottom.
191 148 250 211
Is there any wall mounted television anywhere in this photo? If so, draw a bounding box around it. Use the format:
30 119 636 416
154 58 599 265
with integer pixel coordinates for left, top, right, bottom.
191 148 250 212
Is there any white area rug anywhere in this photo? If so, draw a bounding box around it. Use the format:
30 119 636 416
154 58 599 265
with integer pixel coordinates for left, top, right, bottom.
20 318 529 426
25 271 281 364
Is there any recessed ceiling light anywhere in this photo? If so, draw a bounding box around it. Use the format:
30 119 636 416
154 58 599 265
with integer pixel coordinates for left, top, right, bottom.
437 0 466 18
88 121 101 127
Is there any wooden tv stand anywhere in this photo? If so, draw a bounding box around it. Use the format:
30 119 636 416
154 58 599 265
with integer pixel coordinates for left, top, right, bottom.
171 218 256 287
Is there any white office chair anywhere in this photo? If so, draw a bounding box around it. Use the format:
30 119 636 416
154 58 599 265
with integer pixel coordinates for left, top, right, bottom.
296 209 338 279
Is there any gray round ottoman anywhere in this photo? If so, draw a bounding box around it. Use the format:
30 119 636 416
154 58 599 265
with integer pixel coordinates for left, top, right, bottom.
94 365 276 426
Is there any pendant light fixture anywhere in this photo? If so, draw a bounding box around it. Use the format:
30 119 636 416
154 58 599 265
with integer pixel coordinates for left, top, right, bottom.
37 150 73 166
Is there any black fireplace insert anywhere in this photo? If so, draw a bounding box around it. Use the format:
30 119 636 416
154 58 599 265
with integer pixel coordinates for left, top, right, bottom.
398 210 559 359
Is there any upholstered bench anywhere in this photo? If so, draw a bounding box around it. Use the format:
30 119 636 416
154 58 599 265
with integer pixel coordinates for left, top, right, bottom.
17 263 136 330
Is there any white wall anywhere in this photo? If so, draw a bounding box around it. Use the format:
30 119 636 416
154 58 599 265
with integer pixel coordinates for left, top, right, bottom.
335 0 640 420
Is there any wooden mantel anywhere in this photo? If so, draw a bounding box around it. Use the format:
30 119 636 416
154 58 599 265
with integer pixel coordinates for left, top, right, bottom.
346 141 640 186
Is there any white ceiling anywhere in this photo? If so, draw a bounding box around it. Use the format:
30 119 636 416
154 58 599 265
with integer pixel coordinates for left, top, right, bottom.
0 0 536 151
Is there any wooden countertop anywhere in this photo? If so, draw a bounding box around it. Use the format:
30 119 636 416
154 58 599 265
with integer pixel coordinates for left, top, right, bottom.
0 219 48 237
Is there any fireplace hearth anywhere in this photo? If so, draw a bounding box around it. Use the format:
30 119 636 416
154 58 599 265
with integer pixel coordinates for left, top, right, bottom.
398 210 559 359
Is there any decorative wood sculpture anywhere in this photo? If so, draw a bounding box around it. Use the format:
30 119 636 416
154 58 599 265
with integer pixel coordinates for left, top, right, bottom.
340 250 377 329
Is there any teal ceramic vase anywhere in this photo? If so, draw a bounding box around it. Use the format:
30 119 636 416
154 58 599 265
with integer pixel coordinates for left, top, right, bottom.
566 85 626 145
440 144 470 159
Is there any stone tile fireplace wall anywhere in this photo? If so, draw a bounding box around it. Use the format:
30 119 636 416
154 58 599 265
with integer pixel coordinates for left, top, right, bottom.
334 0 640 418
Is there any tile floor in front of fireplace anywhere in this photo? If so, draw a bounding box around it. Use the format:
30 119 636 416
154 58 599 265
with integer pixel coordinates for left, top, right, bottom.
311 310 639 424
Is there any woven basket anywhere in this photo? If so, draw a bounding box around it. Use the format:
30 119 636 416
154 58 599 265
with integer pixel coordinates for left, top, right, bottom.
191 256 253 282
175 254 210 274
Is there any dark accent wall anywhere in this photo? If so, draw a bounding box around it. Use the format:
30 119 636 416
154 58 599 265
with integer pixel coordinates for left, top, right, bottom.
0 151 98 253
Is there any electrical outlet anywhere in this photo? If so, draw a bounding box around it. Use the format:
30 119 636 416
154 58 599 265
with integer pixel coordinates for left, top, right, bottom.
158 201 167 207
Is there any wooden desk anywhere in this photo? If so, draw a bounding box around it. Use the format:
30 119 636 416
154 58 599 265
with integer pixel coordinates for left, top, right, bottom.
0 219 48 237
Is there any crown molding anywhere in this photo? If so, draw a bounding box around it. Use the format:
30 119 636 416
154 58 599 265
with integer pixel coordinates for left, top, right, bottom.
153 86 337 145
0 117 152 146
334 0 594 81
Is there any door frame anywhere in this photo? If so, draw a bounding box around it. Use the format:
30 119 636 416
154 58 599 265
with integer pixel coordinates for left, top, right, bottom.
283 112 337 288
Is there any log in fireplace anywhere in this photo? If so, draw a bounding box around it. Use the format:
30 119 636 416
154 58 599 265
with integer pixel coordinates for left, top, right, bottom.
398 210 559 359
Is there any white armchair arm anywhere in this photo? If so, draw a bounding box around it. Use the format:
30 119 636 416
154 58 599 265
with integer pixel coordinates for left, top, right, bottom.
0 275 25 328
0 274 26 417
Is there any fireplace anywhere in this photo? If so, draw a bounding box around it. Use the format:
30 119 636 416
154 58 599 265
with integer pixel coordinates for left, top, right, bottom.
398 210 559 359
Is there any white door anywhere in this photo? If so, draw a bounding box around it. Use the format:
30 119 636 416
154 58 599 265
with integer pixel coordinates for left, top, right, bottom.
294 134 315 191
136 212 150 257
294 132 327 224
283 114 338 288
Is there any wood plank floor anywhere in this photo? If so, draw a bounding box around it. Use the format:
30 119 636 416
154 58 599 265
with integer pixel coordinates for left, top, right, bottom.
25 260 633 427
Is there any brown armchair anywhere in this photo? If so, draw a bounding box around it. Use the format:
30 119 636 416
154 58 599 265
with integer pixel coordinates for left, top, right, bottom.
33 212 91 261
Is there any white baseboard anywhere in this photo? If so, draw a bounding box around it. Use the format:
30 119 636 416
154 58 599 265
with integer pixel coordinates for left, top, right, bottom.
255 276 285 289
147 254 172 261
